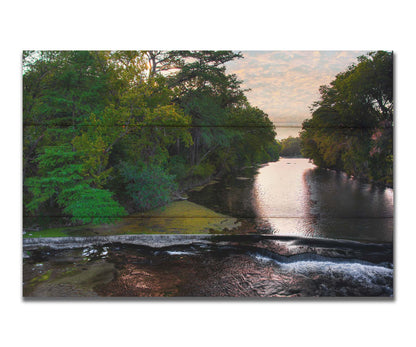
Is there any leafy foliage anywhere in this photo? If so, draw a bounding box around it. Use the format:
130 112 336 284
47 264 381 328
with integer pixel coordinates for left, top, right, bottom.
23 50 281 227
26 145 127 224
300 51 393 185
118 162 177 211
279 137 302 157
61 185 127 224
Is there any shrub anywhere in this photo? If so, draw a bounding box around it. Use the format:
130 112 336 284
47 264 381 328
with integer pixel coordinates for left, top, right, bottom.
119 162 178 211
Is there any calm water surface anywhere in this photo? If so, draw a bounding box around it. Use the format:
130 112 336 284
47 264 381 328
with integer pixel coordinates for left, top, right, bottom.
188 158 393 243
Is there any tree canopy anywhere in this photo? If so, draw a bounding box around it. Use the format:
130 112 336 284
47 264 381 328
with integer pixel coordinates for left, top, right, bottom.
23 50 280 227
279 137 302 157
300 51 393 186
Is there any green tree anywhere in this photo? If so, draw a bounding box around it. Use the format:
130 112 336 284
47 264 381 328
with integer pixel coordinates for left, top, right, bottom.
118 162 177 211
279 136 302 157
162 50 279 173
26 145 127 224
300 51 393 185
23 50 282 227
23 51 192 223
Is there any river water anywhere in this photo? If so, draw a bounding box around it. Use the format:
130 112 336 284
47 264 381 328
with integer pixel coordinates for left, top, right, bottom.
188 158 393 243
23 158 394 297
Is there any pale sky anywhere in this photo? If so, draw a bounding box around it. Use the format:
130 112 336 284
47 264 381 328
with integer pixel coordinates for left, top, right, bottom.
226 51 368 127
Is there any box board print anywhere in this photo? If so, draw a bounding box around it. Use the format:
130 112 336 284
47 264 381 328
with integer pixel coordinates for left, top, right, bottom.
23 51 393 297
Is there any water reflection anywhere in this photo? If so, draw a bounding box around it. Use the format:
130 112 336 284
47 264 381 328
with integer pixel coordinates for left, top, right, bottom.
253 159 317 237
188 158 393 243
188 166 259 218
255 159 393 242
303 166 393 242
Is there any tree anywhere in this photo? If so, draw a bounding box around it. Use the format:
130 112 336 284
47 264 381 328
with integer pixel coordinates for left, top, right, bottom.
25 145 127 224
23 50 282 227
279 137 302 157
23 51 192 223
300 51 393 185
158 50 280 175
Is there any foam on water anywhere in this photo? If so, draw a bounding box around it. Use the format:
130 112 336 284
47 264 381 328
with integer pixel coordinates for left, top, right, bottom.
252 253 393 293
165 250 195 256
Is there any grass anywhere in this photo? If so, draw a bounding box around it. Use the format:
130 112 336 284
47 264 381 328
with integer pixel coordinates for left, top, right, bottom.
24 200 241 238
24 228 69 238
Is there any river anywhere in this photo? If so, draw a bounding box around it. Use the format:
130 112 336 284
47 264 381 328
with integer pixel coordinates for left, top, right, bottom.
23 158 394 297
188 158 393 243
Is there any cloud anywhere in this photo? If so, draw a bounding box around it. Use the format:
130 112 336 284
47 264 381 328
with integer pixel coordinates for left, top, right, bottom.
226 50 368 125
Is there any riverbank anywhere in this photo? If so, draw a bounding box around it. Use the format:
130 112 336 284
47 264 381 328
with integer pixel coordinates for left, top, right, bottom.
24 200 241 238
23 163 267 238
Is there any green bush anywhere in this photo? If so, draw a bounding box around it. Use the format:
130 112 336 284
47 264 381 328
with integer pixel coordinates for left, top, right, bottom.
62 184 127 224
26 145 127 224
119 162 178 211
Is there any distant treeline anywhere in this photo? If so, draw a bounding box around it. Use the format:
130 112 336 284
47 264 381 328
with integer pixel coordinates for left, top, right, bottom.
300 51 393 186
279 136 302 157
23 51 280 226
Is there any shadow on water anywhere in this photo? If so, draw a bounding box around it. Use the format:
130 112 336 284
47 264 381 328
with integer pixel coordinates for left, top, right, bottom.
304 168 393 242
188 166 260 218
